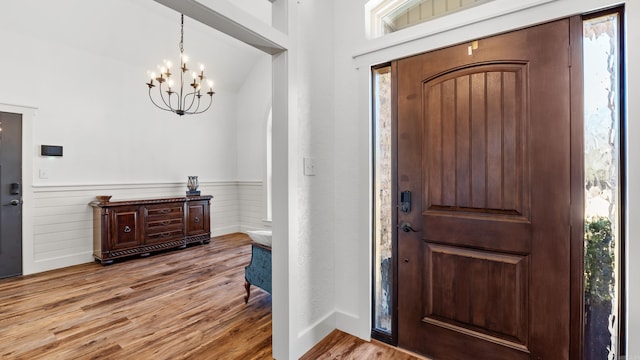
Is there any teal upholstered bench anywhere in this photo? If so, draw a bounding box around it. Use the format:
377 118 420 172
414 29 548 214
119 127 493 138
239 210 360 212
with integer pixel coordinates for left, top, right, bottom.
244 242 272 303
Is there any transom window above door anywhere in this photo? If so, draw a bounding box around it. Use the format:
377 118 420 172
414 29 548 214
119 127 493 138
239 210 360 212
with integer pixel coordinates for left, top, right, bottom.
367 0 493 37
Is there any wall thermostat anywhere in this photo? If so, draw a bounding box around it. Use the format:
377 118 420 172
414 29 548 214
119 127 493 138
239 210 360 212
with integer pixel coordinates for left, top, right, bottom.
41 145 63 157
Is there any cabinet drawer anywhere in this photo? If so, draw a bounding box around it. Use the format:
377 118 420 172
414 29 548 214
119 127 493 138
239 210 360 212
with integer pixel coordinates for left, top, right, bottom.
147 217 183 231
145 204 184 219
146 228 184 242
144 203 184 244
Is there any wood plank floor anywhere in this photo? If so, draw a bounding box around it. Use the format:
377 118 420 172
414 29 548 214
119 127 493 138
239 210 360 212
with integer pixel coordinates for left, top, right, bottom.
0 233 422 359
301 330 426 360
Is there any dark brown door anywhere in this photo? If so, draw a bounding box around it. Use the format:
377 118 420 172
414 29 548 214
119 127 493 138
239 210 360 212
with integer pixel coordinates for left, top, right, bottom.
397 19 572 359
0 112 23 278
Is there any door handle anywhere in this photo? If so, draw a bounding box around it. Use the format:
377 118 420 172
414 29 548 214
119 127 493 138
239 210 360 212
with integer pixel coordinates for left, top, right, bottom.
400 222 419 232
8 199 23 206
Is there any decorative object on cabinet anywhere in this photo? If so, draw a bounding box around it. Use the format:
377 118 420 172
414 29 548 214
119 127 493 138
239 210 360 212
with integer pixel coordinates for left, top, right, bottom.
95 195 112 203
186 175 200 196
244 230 272 303
90 195 212 265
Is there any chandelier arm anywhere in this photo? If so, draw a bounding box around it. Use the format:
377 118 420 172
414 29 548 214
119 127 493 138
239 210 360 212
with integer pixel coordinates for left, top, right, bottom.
189 96 214 115
148 87 173 112
166 92 179 113
182 91 199 113
156 83 176 111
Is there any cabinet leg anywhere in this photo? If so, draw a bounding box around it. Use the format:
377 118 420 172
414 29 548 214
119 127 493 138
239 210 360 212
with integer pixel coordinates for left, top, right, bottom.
244 280 251 304
100 259 114 265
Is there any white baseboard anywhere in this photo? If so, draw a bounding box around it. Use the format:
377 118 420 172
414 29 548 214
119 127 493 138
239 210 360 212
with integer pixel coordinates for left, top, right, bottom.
294 311 337 359
25 252 95 275
336 310 370 341
239 224 271 233
211 225 241 237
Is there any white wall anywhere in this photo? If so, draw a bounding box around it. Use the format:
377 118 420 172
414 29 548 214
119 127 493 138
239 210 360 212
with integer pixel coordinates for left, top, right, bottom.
197 0 272 27
289 1 337 357
237 54 272 181
332 1 375 340
236 53 272 230
332 0 640 356
266 1 338 358
0 0 263 185
0 0 266 273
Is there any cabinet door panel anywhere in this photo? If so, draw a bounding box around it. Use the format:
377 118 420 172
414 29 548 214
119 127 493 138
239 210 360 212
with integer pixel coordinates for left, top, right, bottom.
187 201 209 236
109 206 141 250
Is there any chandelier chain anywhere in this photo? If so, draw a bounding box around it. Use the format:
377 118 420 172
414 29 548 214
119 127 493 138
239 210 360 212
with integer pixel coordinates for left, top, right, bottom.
179 14 184 55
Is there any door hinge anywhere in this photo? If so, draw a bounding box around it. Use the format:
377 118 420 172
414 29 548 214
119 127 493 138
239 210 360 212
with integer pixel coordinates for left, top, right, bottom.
568 45 572 67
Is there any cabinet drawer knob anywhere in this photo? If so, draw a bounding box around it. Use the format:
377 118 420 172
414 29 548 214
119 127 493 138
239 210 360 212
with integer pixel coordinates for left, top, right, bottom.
194 217 200 223
123 226 132 233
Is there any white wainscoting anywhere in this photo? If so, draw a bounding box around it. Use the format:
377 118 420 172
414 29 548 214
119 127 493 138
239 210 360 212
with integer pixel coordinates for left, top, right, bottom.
28 180 264 274
238 181 267 232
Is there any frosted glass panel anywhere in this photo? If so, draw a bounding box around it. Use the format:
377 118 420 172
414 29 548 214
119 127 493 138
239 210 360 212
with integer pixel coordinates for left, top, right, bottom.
583 12 621 360
373 66 393 335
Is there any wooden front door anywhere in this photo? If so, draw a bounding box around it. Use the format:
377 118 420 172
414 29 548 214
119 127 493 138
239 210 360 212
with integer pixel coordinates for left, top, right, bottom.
396 19 573 359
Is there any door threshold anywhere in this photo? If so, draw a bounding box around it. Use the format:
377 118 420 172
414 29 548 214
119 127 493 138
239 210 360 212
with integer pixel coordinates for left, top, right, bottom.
371 339 433 360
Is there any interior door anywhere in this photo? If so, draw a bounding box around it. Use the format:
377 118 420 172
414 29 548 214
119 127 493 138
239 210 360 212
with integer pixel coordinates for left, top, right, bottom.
0 112 23 278
396 19 573 359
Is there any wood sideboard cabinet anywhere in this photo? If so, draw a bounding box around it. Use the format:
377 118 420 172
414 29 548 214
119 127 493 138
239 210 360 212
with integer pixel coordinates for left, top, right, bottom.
90 195 212 264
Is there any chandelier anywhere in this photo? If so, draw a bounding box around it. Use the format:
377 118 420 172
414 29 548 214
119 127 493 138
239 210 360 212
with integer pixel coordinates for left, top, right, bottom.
146 14 214 116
